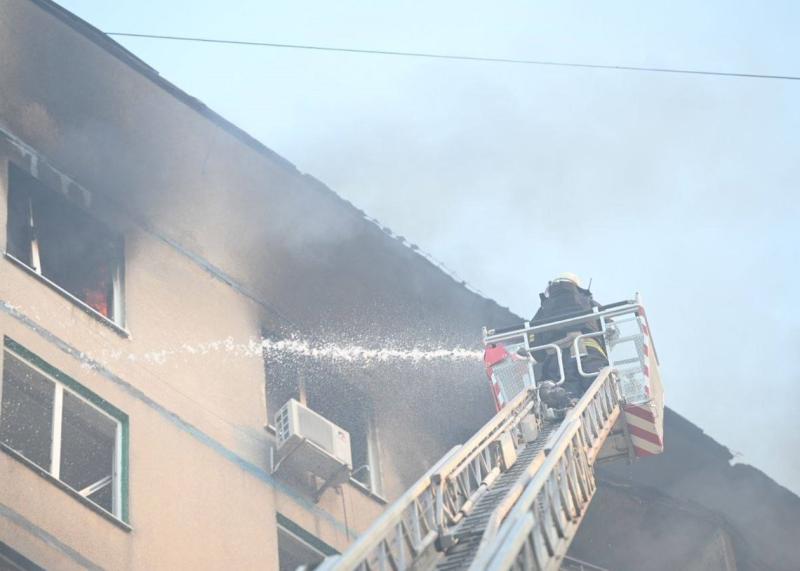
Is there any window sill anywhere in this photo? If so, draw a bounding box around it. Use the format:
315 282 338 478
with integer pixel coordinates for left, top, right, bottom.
4 253 130 339
264 424 387 505
0 442 132 532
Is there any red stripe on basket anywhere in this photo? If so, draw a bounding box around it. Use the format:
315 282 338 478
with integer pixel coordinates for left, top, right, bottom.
625 405 656 423
628 424 663 447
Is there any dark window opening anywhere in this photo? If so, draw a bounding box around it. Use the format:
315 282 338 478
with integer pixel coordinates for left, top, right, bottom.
264 332 382 494
277 525 325 571
6 164 124 323
0 347 123 517
0 541 46 571
307 387 374 489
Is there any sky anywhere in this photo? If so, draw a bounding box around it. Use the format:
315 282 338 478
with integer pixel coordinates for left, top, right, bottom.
56 0 800 494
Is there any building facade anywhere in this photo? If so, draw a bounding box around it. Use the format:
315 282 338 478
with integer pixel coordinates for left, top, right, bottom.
0 1 514 569
2 2 800 571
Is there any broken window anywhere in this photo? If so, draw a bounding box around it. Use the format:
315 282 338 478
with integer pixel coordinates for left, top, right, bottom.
6 164 124 324
0 342 127 520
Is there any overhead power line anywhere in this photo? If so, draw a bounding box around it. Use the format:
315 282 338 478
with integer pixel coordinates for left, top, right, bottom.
105 32 800 82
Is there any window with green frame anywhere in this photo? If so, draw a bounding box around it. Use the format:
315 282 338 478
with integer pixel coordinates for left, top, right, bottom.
0 339 129 522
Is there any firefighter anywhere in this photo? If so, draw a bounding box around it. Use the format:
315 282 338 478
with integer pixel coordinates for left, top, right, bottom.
530 273 608 408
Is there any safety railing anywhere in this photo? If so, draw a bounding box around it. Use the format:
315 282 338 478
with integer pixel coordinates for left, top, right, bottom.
483 300 643 347
316 388 537 571
567 367 621 463
431 388 537 548
468 368 622 571
484 295 660 411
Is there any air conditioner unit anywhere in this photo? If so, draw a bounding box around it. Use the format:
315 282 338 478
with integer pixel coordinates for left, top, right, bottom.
273 399 352 484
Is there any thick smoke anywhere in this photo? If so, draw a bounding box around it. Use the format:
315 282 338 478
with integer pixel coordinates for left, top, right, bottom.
288 60 800 497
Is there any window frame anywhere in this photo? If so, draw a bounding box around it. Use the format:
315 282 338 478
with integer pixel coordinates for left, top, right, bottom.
276 513 337 570
0 541 46 571
4 162 128 335
0 338 130 526
363 414 384 497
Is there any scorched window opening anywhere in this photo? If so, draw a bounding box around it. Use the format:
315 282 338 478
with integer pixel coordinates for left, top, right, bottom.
6 163 124 324
263 330 384 495
277 522 326 571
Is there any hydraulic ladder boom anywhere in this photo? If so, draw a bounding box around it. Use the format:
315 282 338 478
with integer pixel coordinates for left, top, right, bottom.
315 297 664 571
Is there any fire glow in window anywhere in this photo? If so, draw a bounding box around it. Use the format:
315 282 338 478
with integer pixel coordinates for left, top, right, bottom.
6 164 124 325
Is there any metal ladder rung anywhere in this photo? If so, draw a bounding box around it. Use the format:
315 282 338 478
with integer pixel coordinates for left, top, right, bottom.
434 424 559 570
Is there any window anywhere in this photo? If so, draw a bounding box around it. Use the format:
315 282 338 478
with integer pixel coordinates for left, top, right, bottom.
0 542 45 571
264 332 383 495
0 340 128 522
309 389 383 496
6 164 124 324
276 516 334 571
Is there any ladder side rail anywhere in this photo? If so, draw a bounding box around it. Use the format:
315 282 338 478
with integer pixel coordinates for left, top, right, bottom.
569 372 622 464
559 368 619 445
316 445 461 571
478 448 548 558
432 388 533 481
474 422 596 571
485 513 537 571
444 446 500 524
469 369 621 571
433 389 536 529
473 368 617 559
319 389 536 571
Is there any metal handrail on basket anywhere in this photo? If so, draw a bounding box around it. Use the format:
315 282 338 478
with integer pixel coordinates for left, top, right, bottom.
572 332 607 379
483 301 642 347
526 342 565 386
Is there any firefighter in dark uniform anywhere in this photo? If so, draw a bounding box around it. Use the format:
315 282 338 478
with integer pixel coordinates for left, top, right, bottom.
529 273 609 408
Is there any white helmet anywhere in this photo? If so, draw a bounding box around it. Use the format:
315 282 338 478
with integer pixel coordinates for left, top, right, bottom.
551 272 583 288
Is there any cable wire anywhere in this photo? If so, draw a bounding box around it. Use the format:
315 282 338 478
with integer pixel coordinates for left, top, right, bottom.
105 32 800 82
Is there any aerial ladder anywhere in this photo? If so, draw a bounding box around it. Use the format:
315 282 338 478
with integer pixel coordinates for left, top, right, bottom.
315 295 665 571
